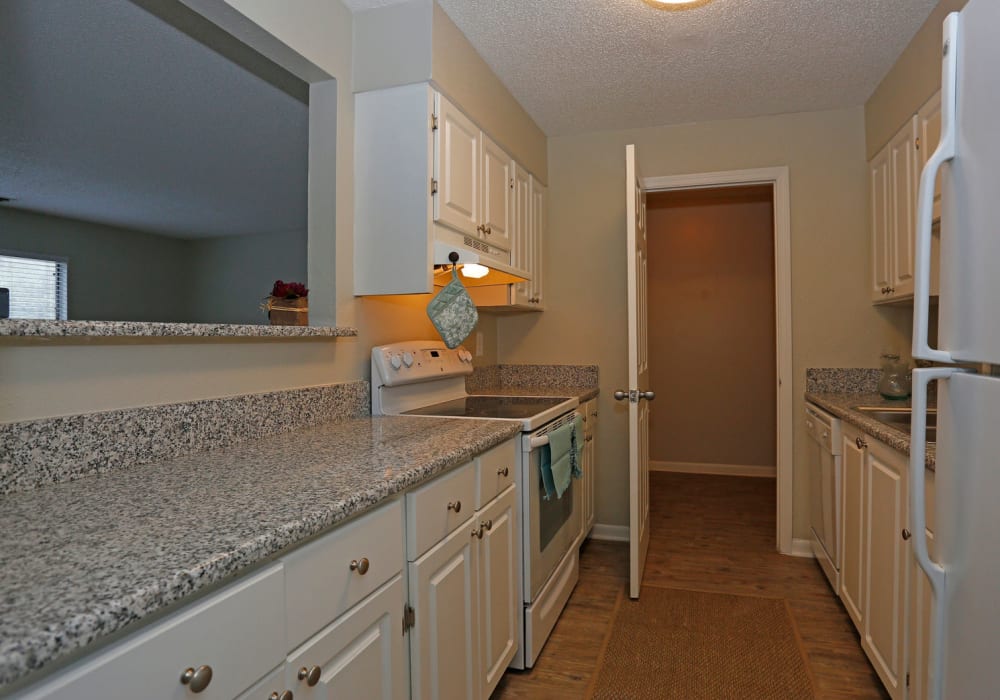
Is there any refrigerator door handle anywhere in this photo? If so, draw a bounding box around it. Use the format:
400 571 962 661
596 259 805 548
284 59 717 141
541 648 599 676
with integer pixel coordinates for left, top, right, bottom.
911 366 969 700
913 13 959 364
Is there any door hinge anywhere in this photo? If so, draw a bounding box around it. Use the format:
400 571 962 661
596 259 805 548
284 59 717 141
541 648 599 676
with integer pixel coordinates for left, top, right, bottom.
431 178 439 196
906 672 910 688
915 137 921 151
431 113 439 131
403 604 416 634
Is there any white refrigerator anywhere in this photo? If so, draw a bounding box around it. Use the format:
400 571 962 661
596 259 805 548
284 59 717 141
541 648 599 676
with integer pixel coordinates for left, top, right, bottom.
910 1 1000 699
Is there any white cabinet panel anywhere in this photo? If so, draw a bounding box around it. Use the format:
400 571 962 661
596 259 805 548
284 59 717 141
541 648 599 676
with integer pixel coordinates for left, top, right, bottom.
840 426 866 627
475 439 517 509
511 164 533 304
870 144 893 301
285 576 406 700
18 565 286 700
863 440 908 700
284 499 404 646
477 486 518 699
889 118 917 298
406 460 477 561
480 135 512 251
407 516 479 700
434 93 480 237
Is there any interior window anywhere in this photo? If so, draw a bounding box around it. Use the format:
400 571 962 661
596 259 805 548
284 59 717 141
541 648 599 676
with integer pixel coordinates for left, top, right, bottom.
0 252 68 320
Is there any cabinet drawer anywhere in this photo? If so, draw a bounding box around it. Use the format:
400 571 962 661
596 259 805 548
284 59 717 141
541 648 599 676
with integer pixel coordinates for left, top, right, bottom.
19 565 286 700
407 460 476 560
476 439 517 508
235 666 285 700
284 499 404 647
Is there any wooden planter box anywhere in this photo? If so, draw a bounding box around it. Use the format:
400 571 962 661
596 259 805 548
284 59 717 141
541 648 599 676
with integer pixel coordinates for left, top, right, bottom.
268 296 308 326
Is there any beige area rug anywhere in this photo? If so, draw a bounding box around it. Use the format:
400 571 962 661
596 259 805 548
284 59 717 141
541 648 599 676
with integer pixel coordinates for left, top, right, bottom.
587 586 815 699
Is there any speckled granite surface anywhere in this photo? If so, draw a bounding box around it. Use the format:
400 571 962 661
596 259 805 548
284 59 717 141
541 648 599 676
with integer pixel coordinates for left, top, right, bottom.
0 319 358 338
467 364 599 401
0 415 521 689
805 368 881 393
0 382 370 495
805 392 935 469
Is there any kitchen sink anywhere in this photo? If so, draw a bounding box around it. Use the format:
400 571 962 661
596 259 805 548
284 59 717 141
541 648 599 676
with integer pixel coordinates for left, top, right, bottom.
852 405 937 443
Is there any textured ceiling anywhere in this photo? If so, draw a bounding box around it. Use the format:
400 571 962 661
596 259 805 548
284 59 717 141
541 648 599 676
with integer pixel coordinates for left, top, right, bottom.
0 0 308 239
344 0 938 136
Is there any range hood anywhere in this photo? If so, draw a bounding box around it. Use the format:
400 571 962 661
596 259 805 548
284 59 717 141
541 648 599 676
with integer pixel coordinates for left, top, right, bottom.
432 241 528 288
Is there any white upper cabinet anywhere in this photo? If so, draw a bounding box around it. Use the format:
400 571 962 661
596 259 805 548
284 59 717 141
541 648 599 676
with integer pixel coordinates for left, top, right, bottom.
889 119 917 299
511 164 533 293
871 144 893 301
528 177 546 309
434 93 480 238
479 134 513 251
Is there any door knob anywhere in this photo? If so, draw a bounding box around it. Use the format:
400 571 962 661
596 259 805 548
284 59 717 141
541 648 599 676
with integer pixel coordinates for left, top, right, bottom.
613 390 629 401
638 391 655 401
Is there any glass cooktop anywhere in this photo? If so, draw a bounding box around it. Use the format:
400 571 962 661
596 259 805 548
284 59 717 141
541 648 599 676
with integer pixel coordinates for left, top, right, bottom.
403 396 573 420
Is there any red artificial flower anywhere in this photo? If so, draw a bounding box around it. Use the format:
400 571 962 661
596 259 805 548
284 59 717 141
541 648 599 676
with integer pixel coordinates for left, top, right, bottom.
271 280 308 298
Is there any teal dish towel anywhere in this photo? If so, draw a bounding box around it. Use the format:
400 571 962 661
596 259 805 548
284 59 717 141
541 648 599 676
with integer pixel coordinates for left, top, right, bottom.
570 413 585 478
541 419 580 500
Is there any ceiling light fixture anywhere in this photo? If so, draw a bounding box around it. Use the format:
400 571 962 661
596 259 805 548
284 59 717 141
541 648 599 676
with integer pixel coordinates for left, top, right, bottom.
642 0 714 10
460 263 490 279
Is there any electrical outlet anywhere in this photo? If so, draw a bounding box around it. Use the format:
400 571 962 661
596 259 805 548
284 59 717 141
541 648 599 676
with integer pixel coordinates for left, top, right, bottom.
475 332 484 357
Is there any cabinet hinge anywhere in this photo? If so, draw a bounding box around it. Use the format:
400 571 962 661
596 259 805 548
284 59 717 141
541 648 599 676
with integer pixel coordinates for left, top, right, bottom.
906 672 910 688
915 137 921 151
431 114 439 131
403 605 416 634
431 178 439 196
510 177 514 190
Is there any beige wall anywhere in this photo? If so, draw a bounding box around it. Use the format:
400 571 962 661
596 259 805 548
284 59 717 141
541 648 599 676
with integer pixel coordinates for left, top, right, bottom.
646 190 776 468
865 0 969 158
0 0 503 424
497 106 913 537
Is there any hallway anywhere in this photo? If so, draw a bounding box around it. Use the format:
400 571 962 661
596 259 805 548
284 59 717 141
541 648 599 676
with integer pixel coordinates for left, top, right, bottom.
494 472 887 699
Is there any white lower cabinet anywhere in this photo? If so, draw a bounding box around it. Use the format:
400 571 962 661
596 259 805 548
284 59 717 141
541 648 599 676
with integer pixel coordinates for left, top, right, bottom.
838 423 935 700
285 576 407 700
236 667 287 700
580 399 598 539
407 483 518 700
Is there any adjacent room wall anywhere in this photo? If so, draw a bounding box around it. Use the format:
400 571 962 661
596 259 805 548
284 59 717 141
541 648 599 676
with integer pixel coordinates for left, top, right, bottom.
0 207 192 322
865 0 968 158
646 188 776 470
497 106 913 538
0 0 523 423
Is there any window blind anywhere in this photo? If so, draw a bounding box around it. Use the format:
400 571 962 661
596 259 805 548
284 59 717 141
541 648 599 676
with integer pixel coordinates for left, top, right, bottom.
0 253 68 320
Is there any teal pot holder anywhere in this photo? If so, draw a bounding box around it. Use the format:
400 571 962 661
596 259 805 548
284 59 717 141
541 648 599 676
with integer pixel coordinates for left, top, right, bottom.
427 268 479 349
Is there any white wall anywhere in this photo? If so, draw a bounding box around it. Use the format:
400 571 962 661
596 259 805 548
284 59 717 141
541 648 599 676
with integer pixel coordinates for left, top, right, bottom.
497 107 913 537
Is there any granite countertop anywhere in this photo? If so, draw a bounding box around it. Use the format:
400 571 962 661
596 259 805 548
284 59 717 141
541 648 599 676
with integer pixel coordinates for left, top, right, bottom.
0 415 521 691
805 391 936 469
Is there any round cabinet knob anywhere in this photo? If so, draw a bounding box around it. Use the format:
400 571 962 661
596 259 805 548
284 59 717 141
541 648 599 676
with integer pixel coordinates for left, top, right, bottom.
270 692 294 700
402 352 414 367
448 500 461 513
497 466 509 477
902 528 912 540
482 519 493 531
856 436 867 449
472 525 484 539
298 665 322 687
390 354 402 370
350 557 370 575
180 665 213 693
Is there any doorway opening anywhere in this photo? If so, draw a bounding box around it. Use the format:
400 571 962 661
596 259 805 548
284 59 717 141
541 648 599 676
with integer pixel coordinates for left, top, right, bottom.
642 168 793 554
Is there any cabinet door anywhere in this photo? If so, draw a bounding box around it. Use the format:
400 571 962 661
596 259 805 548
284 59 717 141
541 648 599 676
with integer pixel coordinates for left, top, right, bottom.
477 485 519 700
840 427 866 628
584 430 596 535
434 94 479 237
888 118 918 298
512 164 533 305
285 575 406 700
863 440 909 700
480 135 513 251
870 144 892 302
408 517 479 700
530 178 546 308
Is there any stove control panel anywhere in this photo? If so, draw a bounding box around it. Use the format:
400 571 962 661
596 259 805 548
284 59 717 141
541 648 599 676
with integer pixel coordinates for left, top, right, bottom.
372 340 473 387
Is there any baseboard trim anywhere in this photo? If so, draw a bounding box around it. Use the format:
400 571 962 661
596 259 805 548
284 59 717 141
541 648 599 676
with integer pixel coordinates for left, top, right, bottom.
788 538 815 558
650 460 777 478
589 523 629 542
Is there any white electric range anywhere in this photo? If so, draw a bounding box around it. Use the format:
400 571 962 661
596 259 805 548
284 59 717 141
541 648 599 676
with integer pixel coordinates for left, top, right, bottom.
371 340 583 669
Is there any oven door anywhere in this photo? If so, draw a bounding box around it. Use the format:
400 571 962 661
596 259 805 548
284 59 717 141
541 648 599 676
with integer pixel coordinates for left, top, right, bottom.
523 423 582 602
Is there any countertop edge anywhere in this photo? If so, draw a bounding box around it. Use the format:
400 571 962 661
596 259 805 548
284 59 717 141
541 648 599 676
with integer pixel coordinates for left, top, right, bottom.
804 391 935 469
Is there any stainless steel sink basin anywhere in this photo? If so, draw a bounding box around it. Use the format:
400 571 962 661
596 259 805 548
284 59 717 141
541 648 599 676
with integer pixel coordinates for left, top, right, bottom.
852 405 937 443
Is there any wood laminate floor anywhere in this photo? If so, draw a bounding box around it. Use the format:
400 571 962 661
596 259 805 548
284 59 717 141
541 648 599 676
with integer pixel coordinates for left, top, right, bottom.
493 472 888 699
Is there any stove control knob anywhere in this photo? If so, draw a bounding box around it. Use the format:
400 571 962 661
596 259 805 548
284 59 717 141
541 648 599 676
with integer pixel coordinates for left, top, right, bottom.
402 352 414 367
390 354 402 370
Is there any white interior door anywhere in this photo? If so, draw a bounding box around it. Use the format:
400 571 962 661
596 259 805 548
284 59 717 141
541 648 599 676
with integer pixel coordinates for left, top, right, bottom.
624 144 651 600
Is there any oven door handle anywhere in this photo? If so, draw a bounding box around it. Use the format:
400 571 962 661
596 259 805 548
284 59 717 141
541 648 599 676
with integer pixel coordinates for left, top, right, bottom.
529 435 550 449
